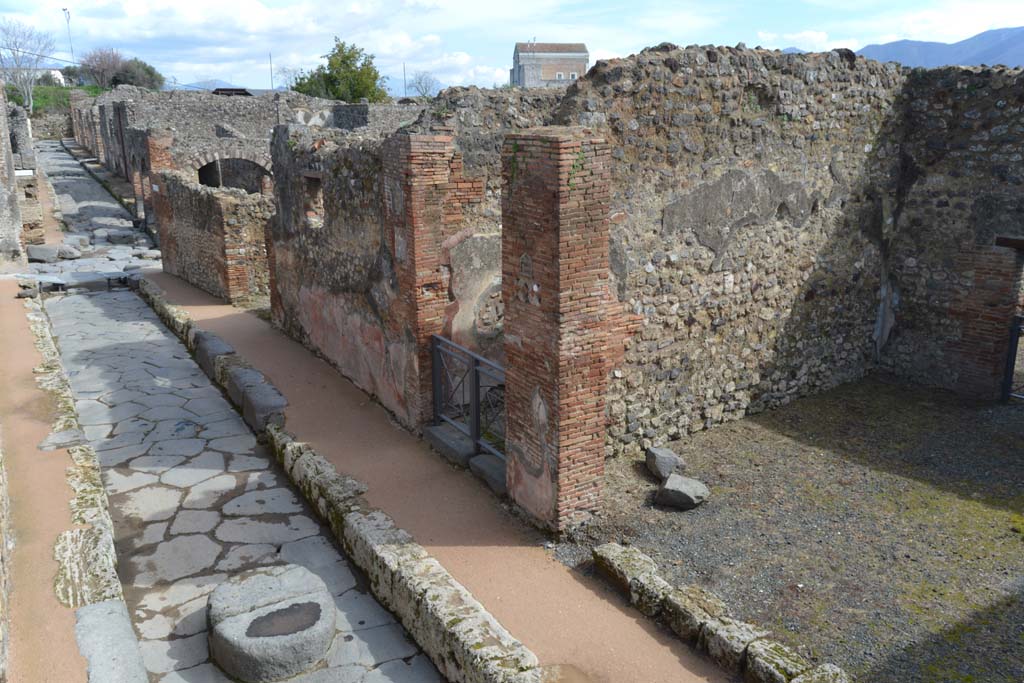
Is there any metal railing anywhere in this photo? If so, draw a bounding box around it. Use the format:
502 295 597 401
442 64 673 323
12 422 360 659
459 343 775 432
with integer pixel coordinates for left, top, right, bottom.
431 335 506 459
1002 315 1024 402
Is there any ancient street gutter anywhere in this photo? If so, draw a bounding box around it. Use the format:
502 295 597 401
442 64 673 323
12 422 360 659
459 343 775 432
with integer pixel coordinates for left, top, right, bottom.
136 276 543 683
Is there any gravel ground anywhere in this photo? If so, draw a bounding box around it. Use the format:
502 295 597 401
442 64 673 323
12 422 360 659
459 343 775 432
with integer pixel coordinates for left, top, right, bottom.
555 374 1024 683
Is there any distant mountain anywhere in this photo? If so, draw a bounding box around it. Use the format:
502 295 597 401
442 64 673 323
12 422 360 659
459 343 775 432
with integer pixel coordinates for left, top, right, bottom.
164 78 240 92
781 47 805 54
858 27 1024 68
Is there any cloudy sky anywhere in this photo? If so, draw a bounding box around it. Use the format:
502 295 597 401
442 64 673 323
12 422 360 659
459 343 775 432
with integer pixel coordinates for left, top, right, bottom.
1 0 1023 92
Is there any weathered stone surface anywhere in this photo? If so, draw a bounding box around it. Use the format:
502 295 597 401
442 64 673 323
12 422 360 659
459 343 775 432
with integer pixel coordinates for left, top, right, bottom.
130 535 222 587
745 639 812 683
663 585 728 645
791 664 850 683
193 331 235 379
27 244 60 263
208 565 336 683
241 382 287 433
74 599 149 683
655 474 710 510
698 616 770 676
645 447 684 480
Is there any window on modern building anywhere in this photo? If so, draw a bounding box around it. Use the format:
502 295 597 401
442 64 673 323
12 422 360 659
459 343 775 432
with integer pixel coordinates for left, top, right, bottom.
570 72 578 80
556 72 564 80
302 175 324 229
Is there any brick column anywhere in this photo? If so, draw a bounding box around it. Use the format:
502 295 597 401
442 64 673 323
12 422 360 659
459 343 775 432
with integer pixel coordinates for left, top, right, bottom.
381 133 454 428
502 127 636 531
948 244 1024 399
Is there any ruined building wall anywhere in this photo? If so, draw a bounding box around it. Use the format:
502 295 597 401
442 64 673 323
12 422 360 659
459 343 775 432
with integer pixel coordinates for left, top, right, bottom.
268 123 490 428
7 105 34 170
0 85 22 260
152 171 273 303
555 46 907 457
879 66 1024 398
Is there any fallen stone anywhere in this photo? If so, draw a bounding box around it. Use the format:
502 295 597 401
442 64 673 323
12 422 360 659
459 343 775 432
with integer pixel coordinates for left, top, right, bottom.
791 664 850 683
208 565 336 683
58 244 82 259
655 473 710 510
645 446 685 480
26 244 60 263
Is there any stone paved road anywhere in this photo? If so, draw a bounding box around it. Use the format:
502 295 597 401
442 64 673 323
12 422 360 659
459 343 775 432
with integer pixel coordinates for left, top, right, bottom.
44 288 441 682
27 141 159 285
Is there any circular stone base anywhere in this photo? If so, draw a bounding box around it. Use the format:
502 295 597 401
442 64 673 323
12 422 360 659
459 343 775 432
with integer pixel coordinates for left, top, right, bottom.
208 564 336 683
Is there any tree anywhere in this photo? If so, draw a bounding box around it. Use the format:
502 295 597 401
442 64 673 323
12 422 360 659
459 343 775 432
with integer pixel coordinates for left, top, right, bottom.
410 71 440 97
292 39 387 103
81 47 125 89
0 19 56 114
112 58 164 90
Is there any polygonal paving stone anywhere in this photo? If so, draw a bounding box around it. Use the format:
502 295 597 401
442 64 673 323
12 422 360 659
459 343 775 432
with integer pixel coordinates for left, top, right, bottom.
185 397 233 416
128 522 169 550
243 470 285 492
215 516 320 545
170 510 221 535
137 574 228 612
94 431 147 452
129 454 187 474
137 613 176 640
280 537 343 571
199 417 249 440
173 596 212 638
117 485 182 522
136 393 188 409
83 424 111 441
138 632 209 674
327 623 417 668
334 591 397 632
149 438 206 458
131 535 223 587
113 417 153 435
183 474 239 509
161 452 225 488
101 388 147 406
104 469 159 494
223 488 303 516
227 454 270 473
78 400 147 425
146 419 200 443
157 662 232 683
216 544 278 572
208 435 257 454
362 655 441 683
141 407 198 422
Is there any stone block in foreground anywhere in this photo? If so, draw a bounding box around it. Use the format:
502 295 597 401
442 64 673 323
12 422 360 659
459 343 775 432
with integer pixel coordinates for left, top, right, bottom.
208 565 336 683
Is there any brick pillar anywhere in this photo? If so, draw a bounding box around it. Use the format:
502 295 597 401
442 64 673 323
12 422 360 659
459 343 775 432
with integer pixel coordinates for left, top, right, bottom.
502 127 636 531
948 244 1024 399
381 133 453 428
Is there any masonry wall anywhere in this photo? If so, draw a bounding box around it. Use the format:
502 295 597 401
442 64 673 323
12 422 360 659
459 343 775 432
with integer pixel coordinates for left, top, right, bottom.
152 171 273 303
0 85 22 260
555 46 906 457
878 66 1024 398
7 105 34 170
268 123 492 428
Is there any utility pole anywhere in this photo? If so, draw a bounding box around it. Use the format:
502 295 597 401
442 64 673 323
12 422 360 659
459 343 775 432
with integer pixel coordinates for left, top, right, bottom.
269 52 274 90
403 63 407 97
61 8 74 65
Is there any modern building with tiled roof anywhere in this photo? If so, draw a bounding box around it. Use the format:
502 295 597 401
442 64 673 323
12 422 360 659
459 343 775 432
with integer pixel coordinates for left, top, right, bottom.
510 42 589 88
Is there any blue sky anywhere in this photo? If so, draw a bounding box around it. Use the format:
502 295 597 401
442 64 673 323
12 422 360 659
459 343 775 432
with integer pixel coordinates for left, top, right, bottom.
2 0 1022 91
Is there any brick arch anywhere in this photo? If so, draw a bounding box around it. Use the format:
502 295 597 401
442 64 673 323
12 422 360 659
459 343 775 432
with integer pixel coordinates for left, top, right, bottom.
186 147 273 176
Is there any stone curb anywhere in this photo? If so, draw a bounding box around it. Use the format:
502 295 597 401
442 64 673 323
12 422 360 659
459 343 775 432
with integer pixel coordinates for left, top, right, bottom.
24 298 148 682
136 276 543 683
592 543 850 683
